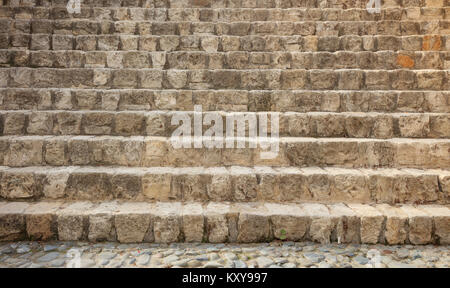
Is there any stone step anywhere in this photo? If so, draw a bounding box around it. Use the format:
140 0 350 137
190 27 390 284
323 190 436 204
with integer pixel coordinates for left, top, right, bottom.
1 6 446 21
3 0 445 9
2 50 448 70
2 33 447 52
1 110 449 139
2 88 448 113
2 19 449 37
2 68 449 90
0 165 448 204
0 200 448 244
0 135 448 169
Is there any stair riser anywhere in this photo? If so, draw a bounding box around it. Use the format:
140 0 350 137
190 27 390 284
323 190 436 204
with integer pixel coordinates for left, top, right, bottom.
2 50 449 70
3 0 444 9
2 7 447 22
2 34 448 52
0 167 447 204
3 19 449 37
1 89 448 113
0 201 448 245
2 68 449 91
3 18 450 35
0 137 448 168
1 111 449 138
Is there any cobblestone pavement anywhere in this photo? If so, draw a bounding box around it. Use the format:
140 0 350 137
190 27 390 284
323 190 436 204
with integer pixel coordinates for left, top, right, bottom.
0 242 448 268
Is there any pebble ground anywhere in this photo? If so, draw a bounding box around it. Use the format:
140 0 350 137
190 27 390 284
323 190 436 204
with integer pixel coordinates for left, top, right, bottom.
0 242 448 268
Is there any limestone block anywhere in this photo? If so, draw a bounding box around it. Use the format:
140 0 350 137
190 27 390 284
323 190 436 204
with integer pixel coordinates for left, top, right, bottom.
57 202 93 241
65 172 112 200
54 112 82 135
420 205 450 245
267 203 308 241
400 205 433 245
5 138 43 167
236 204 271 243
3 113 26 135
0 202 29 241
25 202 61 241
40 168 71 199
205 203 230 243
142 171 173 200
182 203 204 243
398 115 430 138
27 112 54 135
88 202 118 242
112 173 141 199
153 203 181 243
328 204 360 244
82 112 113 135
115 203 153 243
114 113 145 135
231 168 258 201
348 204 384 244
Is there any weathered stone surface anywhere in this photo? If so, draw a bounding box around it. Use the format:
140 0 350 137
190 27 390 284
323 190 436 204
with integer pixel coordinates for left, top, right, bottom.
0 202 29 241
420 206 450 245
329 204 360 244
267 203 308 241
141 172 172 200
205 203 230 243
236 204 271 243
0 171 39 199
182 203 204 243
401 206 433 245
88 202 118 242
25 202 60 241
115 203 152 243
153 203 181 243
348 204 384 244
57 202 93 241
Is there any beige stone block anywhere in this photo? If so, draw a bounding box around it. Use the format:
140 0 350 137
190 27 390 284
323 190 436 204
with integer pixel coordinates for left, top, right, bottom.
25 202 60 241
182 203 204 243
419 205 450 245
348 204 384 244
142 172 173 200
328 204 360 243
400 205 433 245
57 202 93 241
40 168 71 199
205 203 230 243
266 203 308 241
0 202 29 241
153 203 181 243
236 204 271 243
115 203 153 243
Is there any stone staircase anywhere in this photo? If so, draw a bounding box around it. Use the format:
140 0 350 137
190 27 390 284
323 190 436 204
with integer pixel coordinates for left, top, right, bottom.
0 0 449 245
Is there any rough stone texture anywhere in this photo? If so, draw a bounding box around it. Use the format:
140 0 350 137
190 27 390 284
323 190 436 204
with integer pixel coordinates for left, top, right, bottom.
57 202 93 241
401 206 433 245
0 1 449 247
153 203 181 243
182 203 204 243
236 204 271 243
0 202 29 241
24 202 60 241
376 204 408 245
